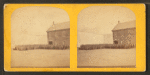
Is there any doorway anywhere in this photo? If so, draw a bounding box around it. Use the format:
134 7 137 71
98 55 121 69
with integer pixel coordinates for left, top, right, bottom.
114 40 118 44
49 41 53 45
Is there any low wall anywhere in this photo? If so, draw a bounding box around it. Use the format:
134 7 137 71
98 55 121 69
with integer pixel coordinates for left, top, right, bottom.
13 44 70 50
78 44 136 50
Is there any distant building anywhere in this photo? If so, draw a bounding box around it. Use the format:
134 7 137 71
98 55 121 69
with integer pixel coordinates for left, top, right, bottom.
47 21 70 46
77 32 104 47
112 20 136 45
103 34 113 44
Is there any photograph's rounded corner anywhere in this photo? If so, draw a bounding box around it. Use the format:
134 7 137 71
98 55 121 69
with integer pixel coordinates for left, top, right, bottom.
3 4 19 16
138 67 146 72
142 65 146 72
3 4 8 10
3 4 11 10
4 66 11 72
140 3 146 9
142 68 146 72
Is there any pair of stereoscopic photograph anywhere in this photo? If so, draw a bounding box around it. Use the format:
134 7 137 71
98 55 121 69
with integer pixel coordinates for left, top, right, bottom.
11 6 136 68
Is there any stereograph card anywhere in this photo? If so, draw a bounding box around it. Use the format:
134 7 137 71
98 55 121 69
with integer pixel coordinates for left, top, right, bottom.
4 4 146 72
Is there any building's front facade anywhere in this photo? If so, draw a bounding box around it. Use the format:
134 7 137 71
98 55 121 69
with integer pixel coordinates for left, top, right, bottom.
47 21 70 46
112 20 136 45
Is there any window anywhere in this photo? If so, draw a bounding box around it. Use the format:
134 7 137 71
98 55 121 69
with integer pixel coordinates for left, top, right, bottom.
49 41 53 45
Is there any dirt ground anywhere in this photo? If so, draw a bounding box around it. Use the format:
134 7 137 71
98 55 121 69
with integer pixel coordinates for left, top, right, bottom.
11 48 136 68
77 48 136 68
11 49 70 68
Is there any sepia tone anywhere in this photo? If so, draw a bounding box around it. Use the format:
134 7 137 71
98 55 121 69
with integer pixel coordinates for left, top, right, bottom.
11 6 70 68
77 6 136 68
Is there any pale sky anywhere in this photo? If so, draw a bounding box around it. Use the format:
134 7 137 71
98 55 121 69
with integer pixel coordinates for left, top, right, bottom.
78 6 136 34
11 6 69 48
11 6 136 47
77 6 136 47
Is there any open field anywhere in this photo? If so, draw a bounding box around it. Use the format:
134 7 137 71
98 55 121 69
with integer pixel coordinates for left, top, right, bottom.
11 49 70 68
77 48 136 68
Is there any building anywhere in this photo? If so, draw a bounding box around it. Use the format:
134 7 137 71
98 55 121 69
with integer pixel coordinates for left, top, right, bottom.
47 21 70 46
112 20 136 45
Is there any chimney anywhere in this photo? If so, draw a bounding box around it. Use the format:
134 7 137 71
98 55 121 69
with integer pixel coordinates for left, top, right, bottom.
118 21 120 24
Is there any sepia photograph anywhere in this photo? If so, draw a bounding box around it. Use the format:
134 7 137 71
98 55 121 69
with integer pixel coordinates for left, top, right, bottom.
77 6 136 68
11 6 70 68
4 4 145 72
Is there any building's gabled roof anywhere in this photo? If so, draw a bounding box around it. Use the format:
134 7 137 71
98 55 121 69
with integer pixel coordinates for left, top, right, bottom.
112 20 136 31
47 21 70 32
